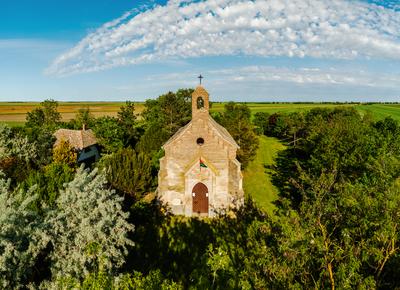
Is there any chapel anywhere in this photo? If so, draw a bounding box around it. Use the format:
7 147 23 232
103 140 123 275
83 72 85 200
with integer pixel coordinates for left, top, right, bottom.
157 85 244 217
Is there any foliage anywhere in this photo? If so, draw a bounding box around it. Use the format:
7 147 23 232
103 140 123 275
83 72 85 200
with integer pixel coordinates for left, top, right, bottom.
0 173 47 289
26 99 61 130
4 96 400 289
19 163 75 214
44 166 134 283
92 116 126 153
0 124 38 183
47 270 182 290
270 109 400 288
219 102 259 168
102 148 154 198
253 111 270 135
139 89 192 152
52 139 77 168
118 101 139 147
0 124 38 162
70 107 95 130
136 123 170 154
23 100 58 167
142 89 192 135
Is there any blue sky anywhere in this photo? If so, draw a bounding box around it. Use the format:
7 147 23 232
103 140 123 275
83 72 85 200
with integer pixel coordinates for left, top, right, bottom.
0 0 399 102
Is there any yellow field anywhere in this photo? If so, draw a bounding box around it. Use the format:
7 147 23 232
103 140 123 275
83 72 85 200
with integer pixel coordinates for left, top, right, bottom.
0 102 145 125
1 102 400 126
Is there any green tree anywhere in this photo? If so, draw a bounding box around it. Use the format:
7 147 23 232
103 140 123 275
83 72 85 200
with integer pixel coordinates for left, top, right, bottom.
102 148 154 198
219 102 259 168
44 166 134 284
118 101 139 147
19 163 75 214
270 108 400 288
70 107 95 130
0 172 47 289
52 139 77 168
26 99 61 130
0 124 38 183
142 89 192 136
253 112 270 135
92 116 125 153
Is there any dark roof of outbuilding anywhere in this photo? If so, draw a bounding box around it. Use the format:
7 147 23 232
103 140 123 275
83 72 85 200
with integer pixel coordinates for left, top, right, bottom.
54 128 97 150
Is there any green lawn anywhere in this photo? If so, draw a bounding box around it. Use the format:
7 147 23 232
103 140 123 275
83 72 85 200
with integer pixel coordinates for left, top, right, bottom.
243 136 285 216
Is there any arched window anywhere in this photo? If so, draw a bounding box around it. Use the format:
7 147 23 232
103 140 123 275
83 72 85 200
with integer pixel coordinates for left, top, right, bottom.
197 97 204 109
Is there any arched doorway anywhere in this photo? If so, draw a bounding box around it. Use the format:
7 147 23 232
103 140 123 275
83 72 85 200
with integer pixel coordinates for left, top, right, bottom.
192 182 209 214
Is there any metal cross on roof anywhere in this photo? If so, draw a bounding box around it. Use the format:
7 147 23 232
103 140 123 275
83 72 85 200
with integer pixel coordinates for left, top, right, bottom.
198 74 203 85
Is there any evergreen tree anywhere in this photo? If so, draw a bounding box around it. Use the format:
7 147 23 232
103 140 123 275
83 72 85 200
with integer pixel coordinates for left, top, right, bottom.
118 101 139 147
0 172 47 288
102 148 154 198
44 166 134 283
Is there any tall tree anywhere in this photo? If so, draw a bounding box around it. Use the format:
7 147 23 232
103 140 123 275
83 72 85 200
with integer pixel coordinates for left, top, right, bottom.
44 167 134 284
92 116 125 153
26 99 61 130
253 112 270 135
102 148 154 198
118 101 139 147
219 102 259 168
0 173 46 288
70 107 95 130
142 89 192 137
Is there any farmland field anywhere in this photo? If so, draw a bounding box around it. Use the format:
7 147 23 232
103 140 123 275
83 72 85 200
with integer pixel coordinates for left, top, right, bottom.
0 102 143 126
0 102 400 126
356 103 400 121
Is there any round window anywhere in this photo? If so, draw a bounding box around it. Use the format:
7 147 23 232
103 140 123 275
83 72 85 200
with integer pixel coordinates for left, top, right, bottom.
196 137 205 146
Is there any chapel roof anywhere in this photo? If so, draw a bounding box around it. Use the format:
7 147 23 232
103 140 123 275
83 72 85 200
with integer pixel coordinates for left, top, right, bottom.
54 128 97 150
163 115 239 149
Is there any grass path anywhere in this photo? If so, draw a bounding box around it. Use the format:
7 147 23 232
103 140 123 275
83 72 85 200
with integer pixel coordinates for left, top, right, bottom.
243 136 285 215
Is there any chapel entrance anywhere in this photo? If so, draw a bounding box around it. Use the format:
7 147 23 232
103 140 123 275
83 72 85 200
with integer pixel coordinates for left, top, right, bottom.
192 183 209 214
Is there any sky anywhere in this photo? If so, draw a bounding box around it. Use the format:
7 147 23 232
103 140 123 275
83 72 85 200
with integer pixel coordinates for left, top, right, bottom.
0 0 399 102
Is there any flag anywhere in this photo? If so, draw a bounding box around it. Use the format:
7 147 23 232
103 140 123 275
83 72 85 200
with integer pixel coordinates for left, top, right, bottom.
200 159 207 168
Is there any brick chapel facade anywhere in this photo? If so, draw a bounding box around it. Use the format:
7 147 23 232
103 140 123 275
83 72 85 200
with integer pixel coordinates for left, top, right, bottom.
157 86 244 217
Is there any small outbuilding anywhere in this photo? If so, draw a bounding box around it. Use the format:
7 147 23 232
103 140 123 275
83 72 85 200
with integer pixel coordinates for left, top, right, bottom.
54 127 100 164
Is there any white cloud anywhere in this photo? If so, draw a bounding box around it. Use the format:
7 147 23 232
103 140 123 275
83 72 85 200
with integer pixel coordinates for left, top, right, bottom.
214 65 400 88
46 0 400 76
148 65 400 89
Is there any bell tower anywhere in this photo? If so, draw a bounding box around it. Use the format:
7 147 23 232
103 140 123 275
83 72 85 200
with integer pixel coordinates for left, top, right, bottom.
192 86 209 119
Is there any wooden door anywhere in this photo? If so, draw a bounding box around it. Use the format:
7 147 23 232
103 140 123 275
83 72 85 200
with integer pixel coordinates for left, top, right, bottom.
192 183 209 214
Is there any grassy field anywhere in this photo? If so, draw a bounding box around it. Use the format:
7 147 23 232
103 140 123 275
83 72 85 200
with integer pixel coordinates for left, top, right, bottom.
211 102 356 114
243 136 285 215
356 104 400 121
1 102 399 126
